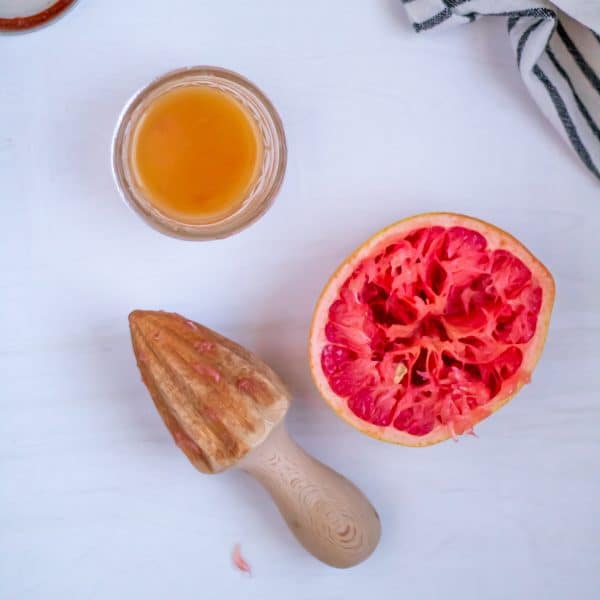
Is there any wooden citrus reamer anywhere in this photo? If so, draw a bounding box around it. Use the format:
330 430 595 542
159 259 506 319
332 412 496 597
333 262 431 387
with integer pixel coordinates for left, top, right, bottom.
129 310 381 568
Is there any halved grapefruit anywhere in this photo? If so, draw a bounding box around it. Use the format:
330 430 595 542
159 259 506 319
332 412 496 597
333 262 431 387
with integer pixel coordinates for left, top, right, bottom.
309 213 554 446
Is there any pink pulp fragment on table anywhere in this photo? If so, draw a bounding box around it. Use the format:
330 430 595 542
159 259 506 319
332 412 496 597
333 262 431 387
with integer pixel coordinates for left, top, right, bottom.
232 543 252 575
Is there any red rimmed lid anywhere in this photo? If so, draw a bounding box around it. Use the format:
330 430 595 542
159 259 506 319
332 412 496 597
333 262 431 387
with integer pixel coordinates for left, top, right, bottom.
0 0 78 32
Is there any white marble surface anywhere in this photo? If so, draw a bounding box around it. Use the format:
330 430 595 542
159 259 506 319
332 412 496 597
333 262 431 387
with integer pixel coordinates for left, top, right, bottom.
1 1 599 598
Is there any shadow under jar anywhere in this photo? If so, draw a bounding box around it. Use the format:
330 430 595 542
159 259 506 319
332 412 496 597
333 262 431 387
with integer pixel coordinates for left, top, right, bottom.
112 67 287 240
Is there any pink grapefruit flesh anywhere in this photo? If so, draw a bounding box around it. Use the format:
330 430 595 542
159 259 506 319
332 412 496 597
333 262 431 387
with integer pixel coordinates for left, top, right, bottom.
309 213 554 446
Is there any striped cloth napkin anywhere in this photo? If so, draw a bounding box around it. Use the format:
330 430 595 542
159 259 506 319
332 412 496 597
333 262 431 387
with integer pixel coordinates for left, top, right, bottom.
401 0 600 180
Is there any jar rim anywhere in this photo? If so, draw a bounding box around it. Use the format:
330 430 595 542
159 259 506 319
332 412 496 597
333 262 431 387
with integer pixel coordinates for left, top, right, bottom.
0 0 81 34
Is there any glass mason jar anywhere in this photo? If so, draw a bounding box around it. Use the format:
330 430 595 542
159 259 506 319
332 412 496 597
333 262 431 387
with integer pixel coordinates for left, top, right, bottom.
112 66 287 240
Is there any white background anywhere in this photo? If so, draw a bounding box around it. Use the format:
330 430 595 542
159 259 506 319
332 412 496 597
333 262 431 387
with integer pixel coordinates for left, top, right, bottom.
1 1 599 598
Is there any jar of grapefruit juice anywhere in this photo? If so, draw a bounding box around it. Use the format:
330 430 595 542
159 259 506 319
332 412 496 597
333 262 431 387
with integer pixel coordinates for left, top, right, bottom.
113 67 286 240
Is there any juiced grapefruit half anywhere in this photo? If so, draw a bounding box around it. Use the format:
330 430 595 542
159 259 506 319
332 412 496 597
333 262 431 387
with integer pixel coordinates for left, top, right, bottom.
309 213 554 446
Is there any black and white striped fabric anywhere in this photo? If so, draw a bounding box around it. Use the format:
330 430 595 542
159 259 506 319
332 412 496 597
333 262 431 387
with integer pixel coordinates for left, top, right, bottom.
402 0 600 180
